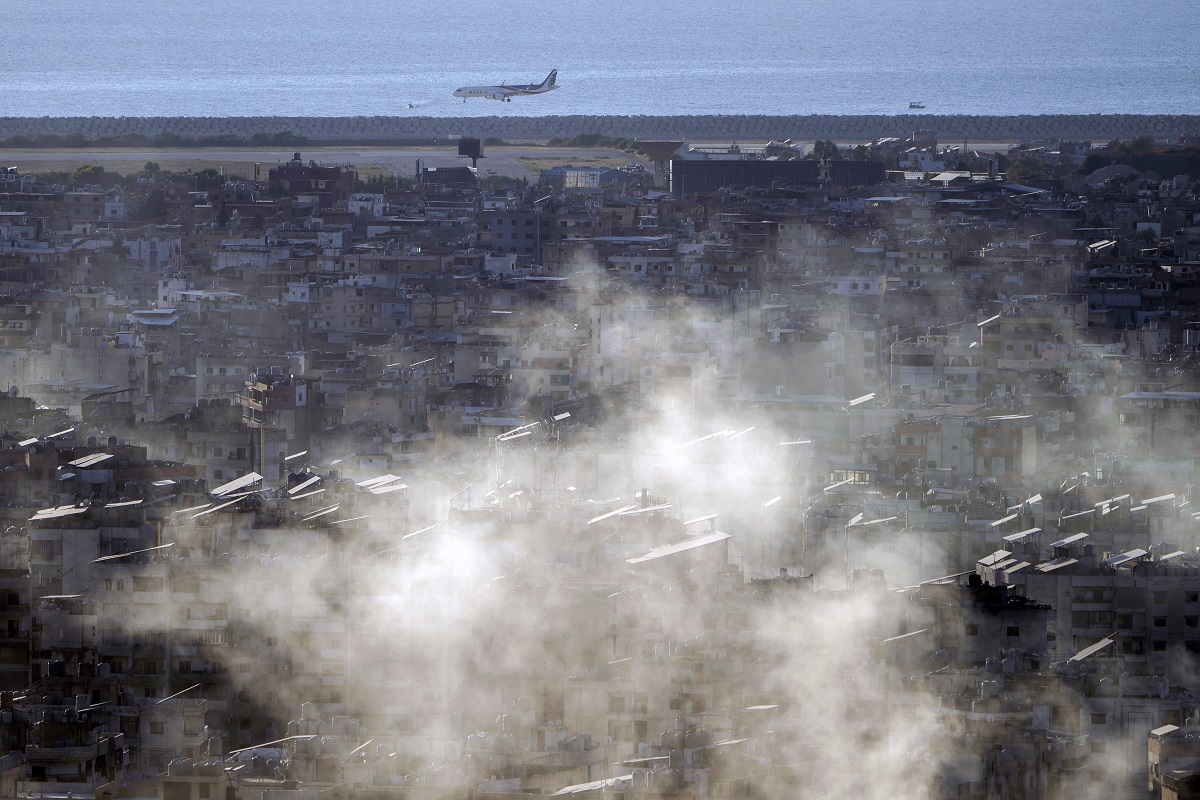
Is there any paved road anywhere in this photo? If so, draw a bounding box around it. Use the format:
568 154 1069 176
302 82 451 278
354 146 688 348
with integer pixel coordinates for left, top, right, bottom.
0 146 645 181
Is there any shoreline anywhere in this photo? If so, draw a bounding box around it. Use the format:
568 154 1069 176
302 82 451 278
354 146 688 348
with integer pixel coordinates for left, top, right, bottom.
2 114 1199 144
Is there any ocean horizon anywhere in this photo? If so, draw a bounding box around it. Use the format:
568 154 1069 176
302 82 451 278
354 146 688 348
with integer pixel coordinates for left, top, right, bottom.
3 0 1198 119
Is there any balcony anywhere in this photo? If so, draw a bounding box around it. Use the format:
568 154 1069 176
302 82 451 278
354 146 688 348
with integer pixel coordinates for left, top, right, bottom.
26 733 123 763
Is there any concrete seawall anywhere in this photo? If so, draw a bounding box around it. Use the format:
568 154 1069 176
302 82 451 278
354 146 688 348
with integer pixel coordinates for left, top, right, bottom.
2 115 1199 144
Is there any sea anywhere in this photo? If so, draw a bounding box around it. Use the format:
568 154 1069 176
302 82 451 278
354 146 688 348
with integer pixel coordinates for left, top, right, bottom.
3 0 1198 119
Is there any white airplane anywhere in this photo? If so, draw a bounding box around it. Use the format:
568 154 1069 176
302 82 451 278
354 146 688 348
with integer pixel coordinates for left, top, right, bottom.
453 69 559 102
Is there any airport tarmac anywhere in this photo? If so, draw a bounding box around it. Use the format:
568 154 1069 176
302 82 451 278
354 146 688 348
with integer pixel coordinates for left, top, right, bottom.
0 146 646 182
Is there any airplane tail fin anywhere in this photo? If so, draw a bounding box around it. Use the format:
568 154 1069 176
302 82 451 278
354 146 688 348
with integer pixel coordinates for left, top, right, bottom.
543 69 557 88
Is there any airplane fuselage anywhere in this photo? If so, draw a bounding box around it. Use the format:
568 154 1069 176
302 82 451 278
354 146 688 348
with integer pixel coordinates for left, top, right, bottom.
453 70 558 101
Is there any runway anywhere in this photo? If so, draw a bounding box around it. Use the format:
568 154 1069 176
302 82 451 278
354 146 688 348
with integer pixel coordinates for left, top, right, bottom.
0 146 645 182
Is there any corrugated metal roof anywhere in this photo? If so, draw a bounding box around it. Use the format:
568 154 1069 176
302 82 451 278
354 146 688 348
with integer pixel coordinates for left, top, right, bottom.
68 452 114 468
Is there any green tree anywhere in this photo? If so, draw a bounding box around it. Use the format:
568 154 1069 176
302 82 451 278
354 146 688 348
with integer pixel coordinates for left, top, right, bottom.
71 165 106 184
806 140 843 161
144 161 161 175
137 189 167 221
1133 228 1158 244
194 168 223 191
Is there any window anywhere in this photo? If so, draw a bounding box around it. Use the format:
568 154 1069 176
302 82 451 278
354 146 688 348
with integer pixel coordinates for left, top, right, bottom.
1091 713 1107 725
1006 626 1020 637
148 721 164 735
609 695 625 713
1154 617 1167 627
965 624 978 636
1153 641 1167 652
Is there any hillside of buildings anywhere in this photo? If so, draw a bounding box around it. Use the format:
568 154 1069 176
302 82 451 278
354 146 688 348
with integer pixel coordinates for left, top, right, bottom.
2 132 1200 800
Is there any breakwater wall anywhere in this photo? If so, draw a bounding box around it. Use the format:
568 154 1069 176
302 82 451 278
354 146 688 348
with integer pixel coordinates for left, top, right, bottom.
2 115 1199 144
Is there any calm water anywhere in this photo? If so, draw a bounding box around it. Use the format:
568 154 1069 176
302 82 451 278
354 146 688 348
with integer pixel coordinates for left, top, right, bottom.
3 0 1198 118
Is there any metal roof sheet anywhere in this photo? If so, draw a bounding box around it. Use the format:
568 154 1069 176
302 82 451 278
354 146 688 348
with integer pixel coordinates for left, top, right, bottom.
619 503 673 516
68 453 114 468
287 476 321 495
1003 528 1041 542
1036 557 1078 573
879 629 927 644
302 504 340 521
93 543 174 563
588 504 637 525
978 550 1012 566
369 483 409 495
210 472 263 497
30 505 89 520
1069 637 1114 662
1106 548 1149 567
627 531 731 564
355 474 403 489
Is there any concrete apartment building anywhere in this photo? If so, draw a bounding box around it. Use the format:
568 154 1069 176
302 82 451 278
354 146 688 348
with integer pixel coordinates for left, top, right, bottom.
1 135 1200 799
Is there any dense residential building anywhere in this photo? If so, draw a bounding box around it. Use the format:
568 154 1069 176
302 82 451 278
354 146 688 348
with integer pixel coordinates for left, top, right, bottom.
0 133 1199 799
